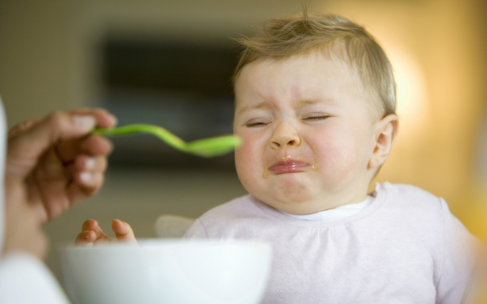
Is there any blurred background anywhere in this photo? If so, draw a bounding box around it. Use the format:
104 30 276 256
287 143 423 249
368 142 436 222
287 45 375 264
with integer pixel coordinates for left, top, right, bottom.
0 0 486 288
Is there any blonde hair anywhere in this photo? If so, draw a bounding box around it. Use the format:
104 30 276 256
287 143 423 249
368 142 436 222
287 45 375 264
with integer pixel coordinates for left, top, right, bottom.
233 11 396 116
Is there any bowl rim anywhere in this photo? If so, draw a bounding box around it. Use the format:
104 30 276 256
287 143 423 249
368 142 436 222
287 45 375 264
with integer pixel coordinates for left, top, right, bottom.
58 238 272 251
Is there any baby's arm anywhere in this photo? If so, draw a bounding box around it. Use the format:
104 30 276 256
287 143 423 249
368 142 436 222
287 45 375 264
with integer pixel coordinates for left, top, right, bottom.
75 219 137 245
182 219 209 239
435 200 481 303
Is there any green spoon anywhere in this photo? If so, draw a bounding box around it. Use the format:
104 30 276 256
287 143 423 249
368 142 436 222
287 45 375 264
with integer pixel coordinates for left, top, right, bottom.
93 124 242 157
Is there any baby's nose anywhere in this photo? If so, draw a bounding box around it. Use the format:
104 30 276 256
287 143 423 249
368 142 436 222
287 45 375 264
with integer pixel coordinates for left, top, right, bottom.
269 123 301 149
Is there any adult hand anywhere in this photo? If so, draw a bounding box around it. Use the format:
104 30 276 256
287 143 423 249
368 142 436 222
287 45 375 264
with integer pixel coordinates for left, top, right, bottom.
3 109 116 259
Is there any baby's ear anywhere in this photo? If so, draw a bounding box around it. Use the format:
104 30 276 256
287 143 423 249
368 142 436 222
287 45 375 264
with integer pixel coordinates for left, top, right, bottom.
368 114 399 169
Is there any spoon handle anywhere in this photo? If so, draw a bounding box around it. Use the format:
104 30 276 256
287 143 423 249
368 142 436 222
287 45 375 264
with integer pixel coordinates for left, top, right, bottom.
92 124 241 157
93 124 185 150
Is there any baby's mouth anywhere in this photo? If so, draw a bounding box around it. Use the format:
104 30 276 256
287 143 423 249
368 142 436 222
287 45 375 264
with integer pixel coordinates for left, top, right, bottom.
263 151 318 177
267 160 310 174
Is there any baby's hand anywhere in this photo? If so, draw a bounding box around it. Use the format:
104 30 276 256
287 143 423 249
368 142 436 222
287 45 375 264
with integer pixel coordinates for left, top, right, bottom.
75 219 137 246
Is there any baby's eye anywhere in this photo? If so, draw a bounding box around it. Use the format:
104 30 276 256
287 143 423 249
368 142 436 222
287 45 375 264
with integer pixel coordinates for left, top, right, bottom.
303 115 329 121
246 121 269 127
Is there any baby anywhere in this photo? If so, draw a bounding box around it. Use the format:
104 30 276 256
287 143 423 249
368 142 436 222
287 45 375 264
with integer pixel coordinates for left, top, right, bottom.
76 12 479 303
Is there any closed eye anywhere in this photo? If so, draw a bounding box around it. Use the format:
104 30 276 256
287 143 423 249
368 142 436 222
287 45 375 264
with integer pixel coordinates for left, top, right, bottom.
246 122 269 127
303 116 329 121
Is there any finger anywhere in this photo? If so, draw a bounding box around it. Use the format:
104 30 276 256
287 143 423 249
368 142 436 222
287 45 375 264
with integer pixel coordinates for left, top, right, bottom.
67 108 117 129
55 134 113 164
81 219 111 241
112 219 137 243
53 108 116 163
75 219 102 246
81 219 99 231
63 158 107 205
77 171 103 190
92 225 112 243
8 109 116 169
74 155 107 173
80 134 113 156
68 172 104 204
7 111 98 176
75 230 97 246
31 146 71 221
30 146 105 221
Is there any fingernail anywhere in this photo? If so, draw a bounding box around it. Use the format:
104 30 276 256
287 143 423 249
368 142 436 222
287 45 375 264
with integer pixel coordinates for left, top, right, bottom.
73 115 96 131
109 114 118 126
85 157 95 169
80 172 93 182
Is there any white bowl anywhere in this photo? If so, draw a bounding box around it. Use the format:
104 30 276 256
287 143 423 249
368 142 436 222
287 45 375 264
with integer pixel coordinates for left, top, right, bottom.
58 239 272 304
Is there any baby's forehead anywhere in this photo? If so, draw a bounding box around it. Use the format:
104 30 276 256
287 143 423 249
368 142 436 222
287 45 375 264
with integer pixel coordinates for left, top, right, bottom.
234 54 383 117
234 61 383 121
237 54 363 91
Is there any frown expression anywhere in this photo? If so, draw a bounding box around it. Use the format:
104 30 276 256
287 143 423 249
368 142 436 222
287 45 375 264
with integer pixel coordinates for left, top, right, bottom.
233 53 380 215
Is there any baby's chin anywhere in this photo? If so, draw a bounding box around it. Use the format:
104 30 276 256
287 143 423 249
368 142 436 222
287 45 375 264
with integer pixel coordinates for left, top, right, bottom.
257 188 325 214
265 198 325 215
256 181 356 214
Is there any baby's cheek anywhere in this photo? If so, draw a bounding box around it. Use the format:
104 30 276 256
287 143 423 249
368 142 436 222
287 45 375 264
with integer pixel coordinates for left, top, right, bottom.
235 140 262 186
235 147 249 176
314 137 362 181
235 131 267 166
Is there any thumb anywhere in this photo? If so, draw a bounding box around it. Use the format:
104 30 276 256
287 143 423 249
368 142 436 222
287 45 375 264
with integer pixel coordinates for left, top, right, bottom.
112 219 137 243
7 112 97 176
7 112 96 170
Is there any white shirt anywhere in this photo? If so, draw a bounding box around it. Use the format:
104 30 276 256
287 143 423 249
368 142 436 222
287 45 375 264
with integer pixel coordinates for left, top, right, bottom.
279 195 374 222
185 183 479 304
0 96 69 303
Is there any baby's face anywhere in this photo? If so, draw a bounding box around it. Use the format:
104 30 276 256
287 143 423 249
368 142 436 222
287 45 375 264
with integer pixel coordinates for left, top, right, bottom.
233 54 382 214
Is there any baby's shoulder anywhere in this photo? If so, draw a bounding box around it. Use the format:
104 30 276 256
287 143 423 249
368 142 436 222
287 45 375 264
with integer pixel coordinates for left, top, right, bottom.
378 182 446 212
376 182 476 253
375 182 453 232
376 182 477 245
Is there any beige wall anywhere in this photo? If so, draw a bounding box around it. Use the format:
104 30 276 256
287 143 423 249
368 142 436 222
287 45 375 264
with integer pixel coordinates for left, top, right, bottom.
0 0 303 126
0 0 71 125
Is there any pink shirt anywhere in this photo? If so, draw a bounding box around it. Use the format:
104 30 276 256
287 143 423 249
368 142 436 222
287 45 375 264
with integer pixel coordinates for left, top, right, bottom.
184 182 479 304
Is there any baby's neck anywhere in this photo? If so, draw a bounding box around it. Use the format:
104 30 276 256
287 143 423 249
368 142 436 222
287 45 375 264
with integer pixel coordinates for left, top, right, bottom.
278 195 374 222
